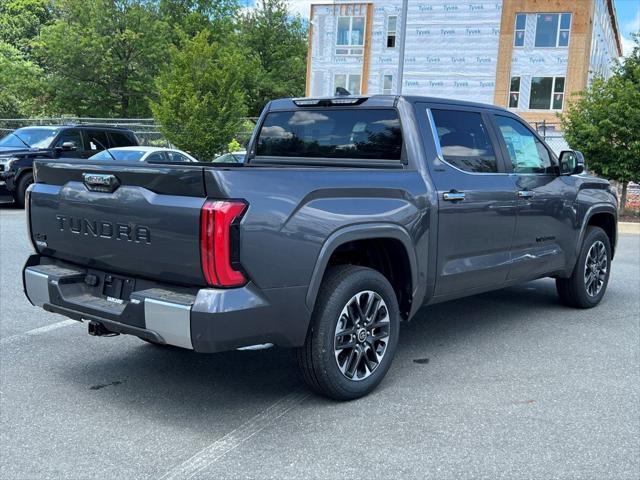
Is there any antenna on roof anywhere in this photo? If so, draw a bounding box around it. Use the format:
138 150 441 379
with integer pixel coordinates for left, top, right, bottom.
335 87 351 96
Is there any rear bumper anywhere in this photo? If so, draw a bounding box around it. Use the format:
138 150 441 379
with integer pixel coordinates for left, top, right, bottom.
23 255 311 352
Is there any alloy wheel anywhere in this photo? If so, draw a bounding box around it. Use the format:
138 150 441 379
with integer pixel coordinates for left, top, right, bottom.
334 290 390 381
584 240 607 297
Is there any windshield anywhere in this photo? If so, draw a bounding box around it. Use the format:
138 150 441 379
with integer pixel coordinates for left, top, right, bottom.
0 127 59 149
89 149 147 161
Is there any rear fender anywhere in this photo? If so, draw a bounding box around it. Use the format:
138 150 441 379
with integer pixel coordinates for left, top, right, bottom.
305 223 419 314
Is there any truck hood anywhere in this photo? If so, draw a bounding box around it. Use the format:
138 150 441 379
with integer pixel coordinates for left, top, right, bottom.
0 146 46 156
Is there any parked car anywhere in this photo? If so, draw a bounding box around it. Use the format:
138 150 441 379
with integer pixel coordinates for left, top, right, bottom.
89 146 198 163
23 95 617 400
0 125 138 207
212 151 246 163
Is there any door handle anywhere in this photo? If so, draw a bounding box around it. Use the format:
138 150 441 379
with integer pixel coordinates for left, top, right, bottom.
443 191 466 201
517 190 534 199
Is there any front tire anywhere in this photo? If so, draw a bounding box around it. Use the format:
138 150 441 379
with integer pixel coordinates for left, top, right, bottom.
556 226 611 308
14 172 34 208
296 265 400 400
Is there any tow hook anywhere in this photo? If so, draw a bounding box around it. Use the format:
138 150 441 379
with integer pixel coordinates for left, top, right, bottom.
87 321 119 337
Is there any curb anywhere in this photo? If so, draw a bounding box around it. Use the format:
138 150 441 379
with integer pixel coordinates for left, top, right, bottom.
619 222 640 234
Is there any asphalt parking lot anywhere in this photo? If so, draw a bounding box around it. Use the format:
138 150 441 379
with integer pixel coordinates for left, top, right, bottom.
1 198 639 480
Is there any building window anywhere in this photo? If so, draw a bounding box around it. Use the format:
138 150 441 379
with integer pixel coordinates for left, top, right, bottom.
534 13 571 47
336 16 365 55
509 77 520 108
382 74 394 94
529 77 565 110
514 14 526 47
386 16 397 48
334 73 361 95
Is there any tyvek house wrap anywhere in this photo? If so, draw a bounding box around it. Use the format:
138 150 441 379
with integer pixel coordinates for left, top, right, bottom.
309 0 504 103
388 0 503 103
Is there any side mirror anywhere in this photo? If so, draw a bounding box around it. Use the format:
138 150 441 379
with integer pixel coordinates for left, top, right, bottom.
559 150 585 175
55 141 77 153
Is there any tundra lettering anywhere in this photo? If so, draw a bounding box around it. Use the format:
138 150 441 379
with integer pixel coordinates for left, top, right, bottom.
24 95 617 400
55 215 151 244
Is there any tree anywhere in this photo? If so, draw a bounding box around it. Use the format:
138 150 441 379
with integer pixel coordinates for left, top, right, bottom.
36 0 170 117
159 0 239 42
561 34 640 211
0 0 55 53
150 31 247 160
240 0 307 116
0 41 46 117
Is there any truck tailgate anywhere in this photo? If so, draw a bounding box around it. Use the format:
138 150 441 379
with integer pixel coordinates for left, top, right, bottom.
29 161 208 286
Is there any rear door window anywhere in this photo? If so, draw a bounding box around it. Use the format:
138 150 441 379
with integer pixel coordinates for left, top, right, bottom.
256 109 402 161
85 130 110 152
430 109 499 173
146 152 167 163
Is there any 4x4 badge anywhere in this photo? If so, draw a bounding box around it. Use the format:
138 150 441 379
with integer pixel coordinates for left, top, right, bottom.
83 173 120 193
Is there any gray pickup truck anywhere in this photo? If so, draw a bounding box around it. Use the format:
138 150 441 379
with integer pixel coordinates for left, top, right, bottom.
23 95 617 400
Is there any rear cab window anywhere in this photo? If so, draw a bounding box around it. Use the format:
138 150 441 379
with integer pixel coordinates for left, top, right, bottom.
255 108 403 164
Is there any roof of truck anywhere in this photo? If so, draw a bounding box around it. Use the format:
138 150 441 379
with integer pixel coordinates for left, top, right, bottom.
268 95 509 113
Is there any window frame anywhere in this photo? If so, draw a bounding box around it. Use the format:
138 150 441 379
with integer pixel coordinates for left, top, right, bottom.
382 74 394 95
334 73 362 95
489 113 558 175
250 106 407 168
508 76 521 109
528 76 566 111
386 15 397 49
534 13 572 48
335 15 366 56
425 106 509 175
514 13 526 48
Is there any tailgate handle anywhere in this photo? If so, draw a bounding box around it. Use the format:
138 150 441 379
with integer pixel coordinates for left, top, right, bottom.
83 173 120 192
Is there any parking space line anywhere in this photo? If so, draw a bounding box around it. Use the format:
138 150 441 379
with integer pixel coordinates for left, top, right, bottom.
160 389 310 480
0 319 78 346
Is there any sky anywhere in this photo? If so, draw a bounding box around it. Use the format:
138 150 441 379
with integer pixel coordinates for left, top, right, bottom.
247 0 639 56
616 0 640 56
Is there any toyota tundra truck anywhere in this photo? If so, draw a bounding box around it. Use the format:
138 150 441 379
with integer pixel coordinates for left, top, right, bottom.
22 96 618 400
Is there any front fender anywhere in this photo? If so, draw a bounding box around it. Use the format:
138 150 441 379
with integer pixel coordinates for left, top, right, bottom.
576 203 618 258
305 223 419 312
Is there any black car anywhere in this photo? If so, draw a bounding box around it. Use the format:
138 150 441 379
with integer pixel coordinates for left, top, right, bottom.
0 125 138 207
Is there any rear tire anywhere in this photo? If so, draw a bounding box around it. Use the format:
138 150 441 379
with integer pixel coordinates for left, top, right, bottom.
296 265 400 400
556 226 611 308
14 172 33 208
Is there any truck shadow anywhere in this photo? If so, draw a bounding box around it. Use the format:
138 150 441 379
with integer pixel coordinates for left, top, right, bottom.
59 277 577 430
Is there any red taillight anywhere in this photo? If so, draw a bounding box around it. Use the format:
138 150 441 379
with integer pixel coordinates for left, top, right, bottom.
200 200 247 287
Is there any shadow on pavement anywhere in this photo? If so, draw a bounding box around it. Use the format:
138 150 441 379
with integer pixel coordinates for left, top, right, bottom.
56 278 568 426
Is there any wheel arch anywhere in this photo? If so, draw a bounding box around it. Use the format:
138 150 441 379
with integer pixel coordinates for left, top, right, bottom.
578 205 617 259
305 223 419 319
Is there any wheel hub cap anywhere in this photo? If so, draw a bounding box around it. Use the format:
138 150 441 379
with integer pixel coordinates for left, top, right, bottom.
334 290 390 382
356 328 367 343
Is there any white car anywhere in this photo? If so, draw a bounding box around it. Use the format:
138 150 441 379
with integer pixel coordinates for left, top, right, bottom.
212 151 246 163
89 146 198 163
